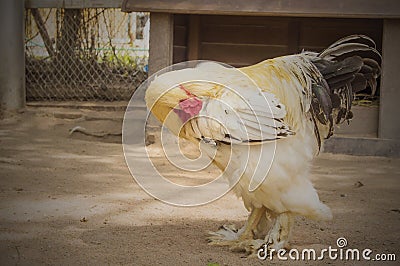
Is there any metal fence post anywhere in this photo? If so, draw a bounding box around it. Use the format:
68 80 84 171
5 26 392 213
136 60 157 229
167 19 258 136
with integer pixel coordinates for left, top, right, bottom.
0 0 25 111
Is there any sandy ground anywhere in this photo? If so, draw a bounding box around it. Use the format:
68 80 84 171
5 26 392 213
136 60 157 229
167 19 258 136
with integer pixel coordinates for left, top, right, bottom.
0 107 399 265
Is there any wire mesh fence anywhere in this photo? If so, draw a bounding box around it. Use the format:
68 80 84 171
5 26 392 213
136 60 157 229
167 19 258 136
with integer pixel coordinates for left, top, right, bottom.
25 8 149 101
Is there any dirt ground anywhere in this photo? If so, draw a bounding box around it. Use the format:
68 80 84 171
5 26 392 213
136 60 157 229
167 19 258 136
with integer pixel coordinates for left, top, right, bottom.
0 106 399 265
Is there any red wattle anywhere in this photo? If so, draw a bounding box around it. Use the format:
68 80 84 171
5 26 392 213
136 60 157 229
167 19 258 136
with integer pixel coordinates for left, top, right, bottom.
173 97 203 123
179 97 203 117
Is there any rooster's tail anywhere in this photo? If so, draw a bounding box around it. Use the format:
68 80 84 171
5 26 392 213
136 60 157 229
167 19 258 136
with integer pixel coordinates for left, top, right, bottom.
304 35 381 147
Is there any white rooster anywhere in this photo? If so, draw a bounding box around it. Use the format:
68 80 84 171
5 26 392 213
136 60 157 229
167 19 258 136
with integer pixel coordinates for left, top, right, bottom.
144 35 381 253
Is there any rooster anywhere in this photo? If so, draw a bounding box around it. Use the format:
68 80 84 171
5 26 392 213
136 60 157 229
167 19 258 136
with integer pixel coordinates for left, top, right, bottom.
145 35 381 254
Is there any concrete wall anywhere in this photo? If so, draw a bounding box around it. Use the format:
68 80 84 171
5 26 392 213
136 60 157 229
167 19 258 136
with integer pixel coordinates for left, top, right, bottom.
335 106 379 138
380 19 400 140
0 0 25 111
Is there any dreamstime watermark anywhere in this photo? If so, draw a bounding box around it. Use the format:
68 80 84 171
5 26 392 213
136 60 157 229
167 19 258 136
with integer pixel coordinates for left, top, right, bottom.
257 237 397 262
122 60 277 206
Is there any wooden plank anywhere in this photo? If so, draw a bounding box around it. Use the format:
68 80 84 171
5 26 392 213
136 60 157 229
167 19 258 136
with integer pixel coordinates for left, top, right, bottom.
173 46 187 63
379 19 400 139
25 0 121 9
173 25 187 47
201 24 289 45
174 13 188 26
187 15 200 60
200 43 288 66
173 14 188 63
201 15 288 26
197 15 290 66
191 15 383 67
287 19 300 54
299 18 383 51
122 0 400 18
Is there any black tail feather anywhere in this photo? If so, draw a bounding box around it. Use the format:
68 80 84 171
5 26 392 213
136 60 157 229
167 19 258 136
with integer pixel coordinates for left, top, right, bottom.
325 34 377 50
307 34 381 142
351 73 368 93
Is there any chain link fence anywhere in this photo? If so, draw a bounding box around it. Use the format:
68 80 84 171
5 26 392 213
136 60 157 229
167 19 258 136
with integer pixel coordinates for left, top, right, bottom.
25 8 149 101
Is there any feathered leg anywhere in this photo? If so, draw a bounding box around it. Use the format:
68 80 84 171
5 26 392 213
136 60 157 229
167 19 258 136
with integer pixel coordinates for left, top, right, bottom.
238 206 267 241
262 212 294 251
207 206 267 250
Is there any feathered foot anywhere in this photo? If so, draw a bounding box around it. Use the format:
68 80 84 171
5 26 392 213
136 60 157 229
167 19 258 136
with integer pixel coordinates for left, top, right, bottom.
207 224 243 245
207 207 267 253
251 212 294 258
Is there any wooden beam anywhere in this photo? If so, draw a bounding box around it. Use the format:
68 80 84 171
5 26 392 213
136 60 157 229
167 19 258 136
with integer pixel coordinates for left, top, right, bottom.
148 13 173 75
25 0 121 9
187 15 200 60
379 19 400 139
122 0 400 18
